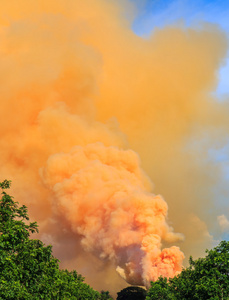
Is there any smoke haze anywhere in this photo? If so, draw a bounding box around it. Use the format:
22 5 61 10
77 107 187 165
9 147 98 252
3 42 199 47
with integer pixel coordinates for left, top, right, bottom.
0 0 228 293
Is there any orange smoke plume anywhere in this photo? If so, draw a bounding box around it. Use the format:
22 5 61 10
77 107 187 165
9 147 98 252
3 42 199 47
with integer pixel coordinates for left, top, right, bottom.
0 0 228 293
40 142 184 286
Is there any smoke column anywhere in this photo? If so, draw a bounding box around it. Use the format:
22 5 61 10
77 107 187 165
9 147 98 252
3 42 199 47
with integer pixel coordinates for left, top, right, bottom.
40 142 184 286
0 0 228 293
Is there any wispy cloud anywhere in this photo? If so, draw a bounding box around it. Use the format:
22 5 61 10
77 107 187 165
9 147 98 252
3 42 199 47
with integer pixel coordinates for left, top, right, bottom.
218 214 229 232
131 0 229 96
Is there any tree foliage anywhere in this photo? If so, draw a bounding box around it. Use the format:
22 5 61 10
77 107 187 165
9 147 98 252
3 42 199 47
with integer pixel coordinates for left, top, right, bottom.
117 286 147 300
0 180 108 299
146 240 229 300
100 290 113 300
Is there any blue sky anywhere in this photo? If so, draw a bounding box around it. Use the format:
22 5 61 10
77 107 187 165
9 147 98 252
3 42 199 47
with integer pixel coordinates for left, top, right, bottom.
131 0 229 97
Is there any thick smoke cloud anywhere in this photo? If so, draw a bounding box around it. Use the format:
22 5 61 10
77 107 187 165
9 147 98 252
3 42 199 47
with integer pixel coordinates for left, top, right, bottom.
40 142 184 286
0 0 228 293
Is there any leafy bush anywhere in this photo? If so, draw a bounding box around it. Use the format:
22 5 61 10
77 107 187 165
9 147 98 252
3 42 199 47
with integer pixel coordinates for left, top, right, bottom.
0 180 104 299
147 240 229 300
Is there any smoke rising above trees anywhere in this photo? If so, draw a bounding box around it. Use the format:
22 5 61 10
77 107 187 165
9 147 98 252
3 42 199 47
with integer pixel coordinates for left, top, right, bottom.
0 0 228 293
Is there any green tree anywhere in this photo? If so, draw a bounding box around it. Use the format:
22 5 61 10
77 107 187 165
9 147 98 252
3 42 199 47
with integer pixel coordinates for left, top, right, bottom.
117 286 147 300
0 179 102 299
146 277 174 300
146 241 229 300
99 290 113 300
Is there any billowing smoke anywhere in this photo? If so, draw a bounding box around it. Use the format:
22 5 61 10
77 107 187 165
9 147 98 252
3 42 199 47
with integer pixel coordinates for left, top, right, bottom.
40 142 184 286
0 0 228 293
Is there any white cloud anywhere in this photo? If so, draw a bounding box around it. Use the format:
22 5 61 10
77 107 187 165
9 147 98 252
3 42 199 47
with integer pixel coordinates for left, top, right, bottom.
217 214 229 232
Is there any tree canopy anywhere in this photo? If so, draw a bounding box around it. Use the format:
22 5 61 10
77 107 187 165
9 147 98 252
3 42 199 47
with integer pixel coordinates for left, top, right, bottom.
117 286 147 300
0 179 112 299
146 240 229 300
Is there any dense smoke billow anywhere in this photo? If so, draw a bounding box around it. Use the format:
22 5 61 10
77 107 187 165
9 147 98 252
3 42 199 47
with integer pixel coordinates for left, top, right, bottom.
0 0 228 293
